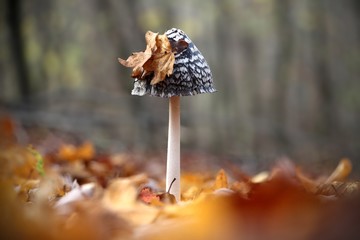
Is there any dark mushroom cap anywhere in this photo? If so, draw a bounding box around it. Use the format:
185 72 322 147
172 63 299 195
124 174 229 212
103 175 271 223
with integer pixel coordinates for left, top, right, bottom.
131 28 216 97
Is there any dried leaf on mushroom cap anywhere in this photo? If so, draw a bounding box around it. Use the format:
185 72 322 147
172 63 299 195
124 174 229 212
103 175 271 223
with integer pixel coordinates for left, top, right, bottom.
119 28 216 98
118 31 175 85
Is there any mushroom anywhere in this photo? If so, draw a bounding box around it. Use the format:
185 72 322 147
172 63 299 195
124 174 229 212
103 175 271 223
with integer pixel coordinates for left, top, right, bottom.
129 28 216 201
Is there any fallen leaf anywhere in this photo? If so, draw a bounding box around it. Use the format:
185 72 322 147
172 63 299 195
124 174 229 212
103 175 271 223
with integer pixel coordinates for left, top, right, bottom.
14 179 40 202
296 168 318 194
138 187 160 204
76 142 95 161
145 33 175 85
213 188 235 196
102 174 147 209
225 178 323 240
182 185 200 201
151 194 233 240
28 146 45 177
57 144 78 161
324 158 352 184
61 200 132 240
2 136 360 240
57 142 95 162
214 169 228 189
101 174 159 225
55 182 100 210
0 146 38 180
230 181 251 197
119 31 175 85
317 181 360 197
251 171 269 183
158 192 176 204
0 116 17 146
297 159 354 196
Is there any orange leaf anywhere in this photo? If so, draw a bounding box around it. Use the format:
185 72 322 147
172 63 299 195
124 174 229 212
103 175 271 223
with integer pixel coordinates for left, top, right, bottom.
57 142 95 162
58 144 77 161
76 142 95 161
214 169 228 189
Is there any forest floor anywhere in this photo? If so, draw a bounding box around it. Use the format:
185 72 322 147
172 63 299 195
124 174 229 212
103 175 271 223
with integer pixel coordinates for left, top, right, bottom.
1 116 360 240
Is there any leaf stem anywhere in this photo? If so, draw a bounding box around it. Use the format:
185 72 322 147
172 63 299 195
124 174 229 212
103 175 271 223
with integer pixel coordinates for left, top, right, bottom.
167 178 177 193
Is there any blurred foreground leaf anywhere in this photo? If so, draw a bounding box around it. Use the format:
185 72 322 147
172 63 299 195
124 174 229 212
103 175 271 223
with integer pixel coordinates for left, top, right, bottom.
0 143 359 240
27 146 45 177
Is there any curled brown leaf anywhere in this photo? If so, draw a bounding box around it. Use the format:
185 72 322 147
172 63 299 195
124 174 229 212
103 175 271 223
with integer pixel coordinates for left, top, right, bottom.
118 31 175 85
324 158 352 184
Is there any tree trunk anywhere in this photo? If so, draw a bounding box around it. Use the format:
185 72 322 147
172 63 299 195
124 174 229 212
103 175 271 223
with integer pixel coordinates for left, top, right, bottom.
7 0 30 102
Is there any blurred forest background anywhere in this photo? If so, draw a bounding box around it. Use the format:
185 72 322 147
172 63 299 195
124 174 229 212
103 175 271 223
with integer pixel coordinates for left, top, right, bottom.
1 0 360 174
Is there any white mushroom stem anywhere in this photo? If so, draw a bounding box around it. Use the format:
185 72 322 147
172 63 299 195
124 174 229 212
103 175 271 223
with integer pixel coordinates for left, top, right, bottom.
166 96 181 201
